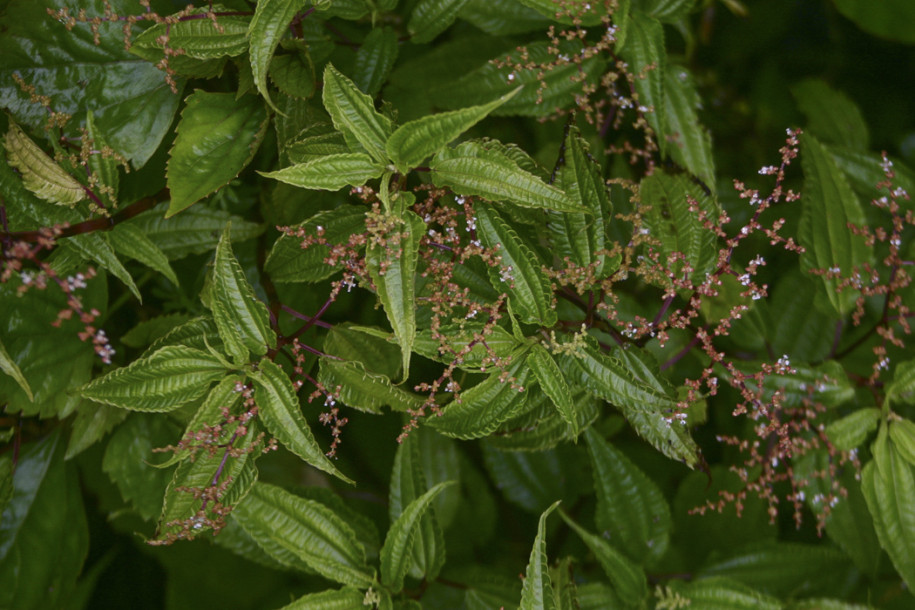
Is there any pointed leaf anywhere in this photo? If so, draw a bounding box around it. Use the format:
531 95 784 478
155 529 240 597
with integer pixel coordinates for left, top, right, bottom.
108 223 179 287
432 141 581 212
322 63 393 163
520 500 560 610
529 344 578 435
666 577 781 610
387 88 519 173
3 118 85 206
559 511 648 603
618 12 666 145
475 203 557 325
260 152 384 191
381 481 456 591
0 336 33 402
792 79 869 151
890 419 915 466
318 359 424 413
428 351 533 439
280 587 366 610
323 323 403 380
233 482 374 586
411 323 524 372
366 210 424 380
513 0 604 25
166 91 267 216
85 110 120 207
79 345 227 411
826 407 881 451
662 65 715 189
133 9 250 60
248 0 306 112
799 133 871 315
584 427 672 565
250 358 352 483
887 359 915 406
212 225 276 363
353 27 399 96
408 0 469 43
482 444 568 513
65 232 142 301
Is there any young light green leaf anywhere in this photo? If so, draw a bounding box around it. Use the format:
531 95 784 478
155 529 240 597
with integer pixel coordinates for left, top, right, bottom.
108 223 179 287
247 0 306 113
166 91 268 217
559 511 648 603
133 9 250 60
322 63 393 163
520 500 560 610
233 482 374 586
266 205 365 283
662 65 715 189
387 88 520 173
212 225 276 363
366 210 424 380
618 12 666 146
826 407 881 451
432 141 581 213
529 344 578 435
475 203 557 325
408 0 470 44
886 359 915 406
259 153 384 191
792 79 869 151
318 359 424 413
279 587 366 610
353 27 399 96
428 351 533 439
389 432 446 583
64 232 142 302
584 427 672 565
250 358 353 484
380 481 455 591
79 345 227 411
549 126 610 279
0 336 33 402
799 132 871 316
4 118 86 206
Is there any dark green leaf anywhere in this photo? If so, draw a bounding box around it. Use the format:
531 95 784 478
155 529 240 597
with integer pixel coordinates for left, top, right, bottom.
793 79 869 151
458 0 552 35
132 9 250 60
665 577 781 610
353 27 399 96
280 587 366 610
826 407 881 451
108 222 179 287
65 232 142 301
318 359 425 413
529 344 578 435
411 323 523 372
166 91 268 216
618 12 666 143
408 0 470 44
260 152 384 191
269 40 315 100
662 65 715 188
322 63 393 163
513 0 605 25
233 482 374 586
65 401 127 460
834 0 915 44
520 500 560 610
887 359 915 406
247 0 307 112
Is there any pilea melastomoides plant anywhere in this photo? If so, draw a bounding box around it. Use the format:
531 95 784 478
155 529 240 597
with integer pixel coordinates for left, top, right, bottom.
2 0 915 608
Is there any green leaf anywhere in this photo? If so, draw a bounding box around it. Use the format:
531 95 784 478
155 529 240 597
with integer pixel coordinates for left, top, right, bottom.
324 323 403 381
549 126 610 279
260 152 384 191
559 511 648 603
887 359 915 406
475 203 557 325
279 587 366 610
798 132 871 316
411 323 523 372
862 439 915 589
834 0 915 44
826 407 881 451
389 432 446 582
458 0 552 35
432 141 580 212
85 110 120 207
520 500 560 610
618 12 666 144
211 224 276 363
353 27 399 97
250 358 353 484
285 125 351 163
0 336 33 401
408 0 470 44
792 79 869 151
108 223 179 287
584 427 672 565
529 345 578 435
662 65 716 188
513 0 605 25
126 202 264 260
132 9 250 60
64 232 142 301
640 0 697 22
247 0 306 112
65 402 127 460
268 40 316 100
890 419 915 466
366 210 424 380
488 389 600 451
381 481 456 591
233 482 374 586
318 359 425 413
166 91 268 216
79 345 227 411
428 351 533 439
0 430 88 610
639 169 718 283
322 63 393 163
665 577 781 610
387 88 519 173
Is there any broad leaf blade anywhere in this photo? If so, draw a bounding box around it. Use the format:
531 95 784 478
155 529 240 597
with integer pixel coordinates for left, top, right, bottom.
79 345 227 411
409 0 470 44
381 481 455 591
432 141 581 212
133 10 250 60
166 91 268 216
529 344 578 435
233 482 374 586
260 152 384 191
353 26 399 96
247 0 306 113
318 359 424 413
322 63 393 163
250 358 352 483
520 500 560 610
387 88 519 173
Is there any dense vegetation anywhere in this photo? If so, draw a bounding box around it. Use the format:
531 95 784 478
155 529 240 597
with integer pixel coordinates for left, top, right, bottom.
2 0 915 608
